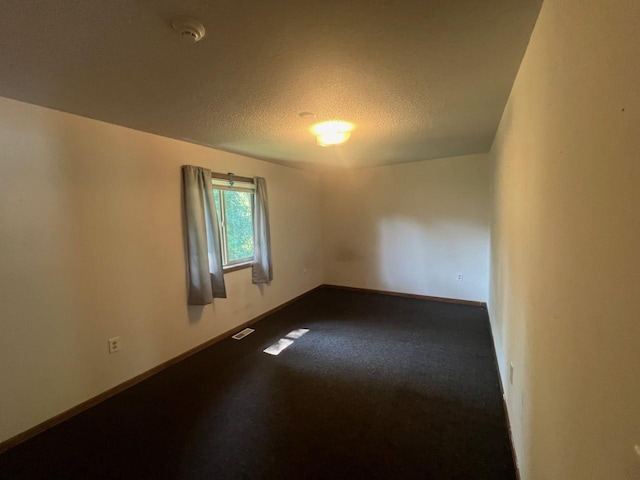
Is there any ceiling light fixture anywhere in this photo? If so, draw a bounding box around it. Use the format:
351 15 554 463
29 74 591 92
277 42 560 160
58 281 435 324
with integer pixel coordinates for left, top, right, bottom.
310 120 354 147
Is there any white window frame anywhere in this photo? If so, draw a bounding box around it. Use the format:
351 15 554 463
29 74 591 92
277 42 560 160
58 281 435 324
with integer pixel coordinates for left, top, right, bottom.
212 177 256 270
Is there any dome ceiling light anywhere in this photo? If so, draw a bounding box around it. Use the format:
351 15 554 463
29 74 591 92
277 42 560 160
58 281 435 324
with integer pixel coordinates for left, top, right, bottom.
310 120 355 147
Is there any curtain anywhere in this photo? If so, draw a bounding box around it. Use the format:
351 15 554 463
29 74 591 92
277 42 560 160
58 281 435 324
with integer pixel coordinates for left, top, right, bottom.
182 165 227 304
252 177 273 284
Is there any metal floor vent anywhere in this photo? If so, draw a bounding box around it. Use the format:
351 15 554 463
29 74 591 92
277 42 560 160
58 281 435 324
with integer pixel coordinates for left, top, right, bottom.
232 328 255 340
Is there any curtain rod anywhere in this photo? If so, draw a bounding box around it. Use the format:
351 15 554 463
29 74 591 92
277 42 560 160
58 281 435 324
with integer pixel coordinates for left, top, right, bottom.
211 172 254 184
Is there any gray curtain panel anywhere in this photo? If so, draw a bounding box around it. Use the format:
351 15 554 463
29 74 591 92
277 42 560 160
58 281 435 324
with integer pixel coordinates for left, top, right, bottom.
252 177 273 284
182 165 227 304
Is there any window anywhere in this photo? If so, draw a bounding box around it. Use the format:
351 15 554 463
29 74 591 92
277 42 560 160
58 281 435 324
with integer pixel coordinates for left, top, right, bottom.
212 176 255 269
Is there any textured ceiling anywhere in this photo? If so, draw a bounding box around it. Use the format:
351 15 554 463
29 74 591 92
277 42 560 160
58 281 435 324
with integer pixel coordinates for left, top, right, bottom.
0 0 541 168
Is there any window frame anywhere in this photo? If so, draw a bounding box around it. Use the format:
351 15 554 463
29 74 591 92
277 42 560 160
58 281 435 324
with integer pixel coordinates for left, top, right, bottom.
211 176 256 273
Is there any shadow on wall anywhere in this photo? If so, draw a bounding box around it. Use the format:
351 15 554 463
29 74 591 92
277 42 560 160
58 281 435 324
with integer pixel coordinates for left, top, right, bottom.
377 216 489 298
322 154 491 302
328 210 489 301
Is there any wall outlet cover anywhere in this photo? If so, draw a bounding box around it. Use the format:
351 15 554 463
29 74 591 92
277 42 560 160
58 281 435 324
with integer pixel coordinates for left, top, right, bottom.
108 337 121 354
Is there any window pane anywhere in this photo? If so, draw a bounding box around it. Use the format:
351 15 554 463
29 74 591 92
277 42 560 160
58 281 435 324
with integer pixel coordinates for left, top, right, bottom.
213 189 222 221
212 189 226 263
223 190 254 262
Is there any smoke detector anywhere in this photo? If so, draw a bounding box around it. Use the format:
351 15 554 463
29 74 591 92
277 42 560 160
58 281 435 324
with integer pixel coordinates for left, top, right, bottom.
172 17 206 44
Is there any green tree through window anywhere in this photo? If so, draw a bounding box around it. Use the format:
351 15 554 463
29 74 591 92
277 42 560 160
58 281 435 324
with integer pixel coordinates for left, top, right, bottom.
213 188 254 266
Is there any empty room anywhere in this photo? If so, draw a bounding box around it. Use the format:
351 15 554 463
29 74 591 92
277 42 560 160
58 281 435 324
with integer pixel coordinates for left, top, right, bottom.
0 1 638 479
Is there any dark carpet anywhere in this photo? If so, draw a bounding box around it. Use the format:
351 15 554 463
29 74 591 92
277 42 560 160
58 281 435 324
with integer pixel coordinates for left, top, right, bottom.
0 287 515 479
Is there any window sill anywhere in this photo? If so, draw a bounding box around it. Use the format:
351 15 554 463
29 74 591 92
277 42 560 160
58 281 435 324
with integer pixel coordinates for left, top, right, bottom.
223 262 254 274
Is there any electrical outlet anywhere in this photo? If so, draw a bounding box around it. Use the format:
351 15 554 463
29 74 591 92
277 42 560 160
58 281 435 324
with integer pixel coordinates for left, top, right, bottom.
456 273 463 282
108 337 121 354
509 362 514 385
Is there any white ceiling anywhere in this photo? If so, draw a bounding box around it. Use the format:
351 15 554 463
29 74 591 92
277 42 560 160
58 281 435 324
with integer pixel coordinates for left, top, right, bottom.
0 0 541 168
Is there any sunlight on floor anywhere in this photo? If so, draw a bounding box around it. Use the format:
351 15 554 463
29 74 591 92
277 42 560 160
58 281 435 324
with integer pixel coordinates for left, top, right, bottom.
263 338 294 355
263 329 309 355
285 328 309 339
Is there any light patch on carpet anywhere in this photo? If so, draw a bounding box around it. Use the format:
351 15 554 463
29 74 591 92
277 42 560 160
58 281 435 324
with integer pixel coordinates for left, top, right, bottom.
285 328 309 339
263 338 294 356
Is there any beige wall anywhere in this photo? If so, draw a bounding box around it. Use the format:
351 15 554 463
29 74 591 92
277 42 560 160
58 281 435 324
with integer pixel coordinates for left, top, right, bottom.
0 97 493 446
0 96 324 444
321 154 491 302
489 1 640 478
